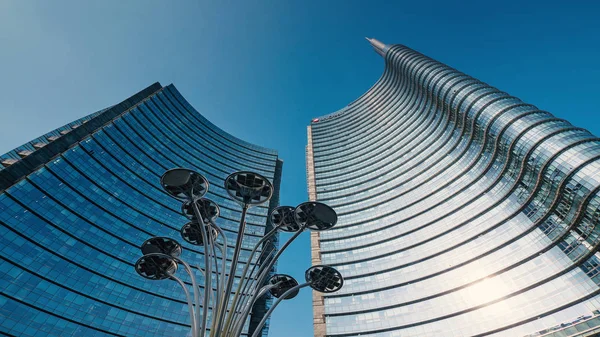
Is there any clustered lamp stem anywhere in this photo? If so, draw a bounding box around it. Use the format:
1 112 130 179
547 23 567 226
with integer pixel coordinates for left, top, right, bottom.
214 204 248 335
170 273 198 336
190 199 212 337
222 225 280 335
134 168 343 337
250 283 310 337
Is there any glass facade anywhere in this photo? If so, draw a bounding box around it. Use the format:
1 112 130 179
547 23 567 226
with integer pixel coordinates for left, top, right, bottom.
0 82 282 337
307 40 600 337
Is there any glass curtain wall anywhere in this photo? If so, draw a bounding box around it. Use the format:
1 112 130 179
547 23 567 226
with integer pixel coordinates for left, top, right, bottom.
0 83 281 337
307 41 600 337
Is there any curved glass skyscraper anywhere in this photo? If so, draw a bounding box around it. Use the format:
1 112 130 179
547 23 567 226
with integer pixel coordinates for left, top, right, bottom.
0 83 282 337
307 39 600 337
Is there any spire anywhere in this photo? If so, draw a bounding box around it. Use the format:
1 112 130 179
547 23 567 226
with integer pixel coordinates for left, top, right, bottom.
365 37 389 57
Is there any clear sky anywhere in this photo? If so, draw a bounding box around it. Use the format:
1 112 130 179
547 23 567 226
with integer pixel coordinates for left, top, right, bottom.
1 1 599 336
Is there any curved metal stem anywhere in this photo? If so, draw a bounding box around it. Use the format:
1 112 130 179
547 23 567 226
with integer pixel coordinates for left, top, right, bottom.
169 274 198 337
212 241 220 313
228 281 280 337
229 229 304 337
225 245 277 336
223 226 280 334
251 228 304 294
250 283 310 337
209 227 228 336
228 241 276 325
210 224 229 297
208 242 225 335
213 203 250 335
191 200 212 337
203 242 213 337
229 263 273 337
177 259 201 329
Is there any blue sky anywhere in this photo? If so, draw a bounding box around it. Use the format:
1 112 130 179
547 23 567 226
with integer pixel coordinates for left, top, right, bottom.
1 1 599 336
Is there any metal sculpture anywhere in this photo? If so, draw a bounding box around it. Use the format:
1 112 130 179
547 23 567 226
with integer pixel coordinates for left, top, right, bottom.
134 168 343 336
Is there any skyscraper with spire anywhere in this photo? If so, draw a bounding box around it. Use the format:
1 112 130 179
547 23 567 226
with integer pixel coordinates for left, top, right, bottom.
307 38 600 337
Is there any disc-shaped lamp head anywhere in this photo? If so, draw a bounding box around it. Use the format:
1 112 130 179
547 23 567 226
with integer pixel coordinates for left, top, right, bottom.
181 198 220 223
180 222 219 246
270 206 301 232
141 237 182 258
268 274 299 299
294 202 338 231
161 168 209 200
135 254 178 280
305 265 343 293
224 171 273 206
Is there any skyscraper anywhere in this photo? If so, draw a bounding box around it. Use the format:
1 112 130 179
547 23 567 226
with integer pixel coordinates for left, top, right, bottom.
307 39 600 337
0 83 282 337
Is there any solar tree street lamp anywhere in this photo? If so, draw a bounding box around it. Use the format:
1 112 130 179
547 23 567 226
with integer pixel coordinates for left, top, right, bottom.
134 168 343 337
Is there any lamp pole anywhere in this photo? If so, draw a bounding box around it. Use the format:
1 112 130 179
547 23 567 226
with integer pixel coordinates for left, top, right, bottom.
134 168 343 337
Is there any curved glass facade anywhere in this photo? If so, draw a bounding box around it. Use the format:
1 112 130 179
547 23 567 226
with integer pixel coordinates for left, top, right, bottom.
0 83 282 337
307 40 600 337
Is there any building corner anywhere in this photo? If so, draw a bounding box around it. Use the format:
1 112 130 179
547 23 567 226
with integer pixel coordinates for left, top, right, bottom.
307 125 326 337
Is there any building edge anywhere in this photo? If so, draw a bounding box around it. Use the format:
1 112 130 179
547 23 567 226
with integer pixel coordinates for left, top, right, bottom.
307 125 326 337
0 82 163 192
